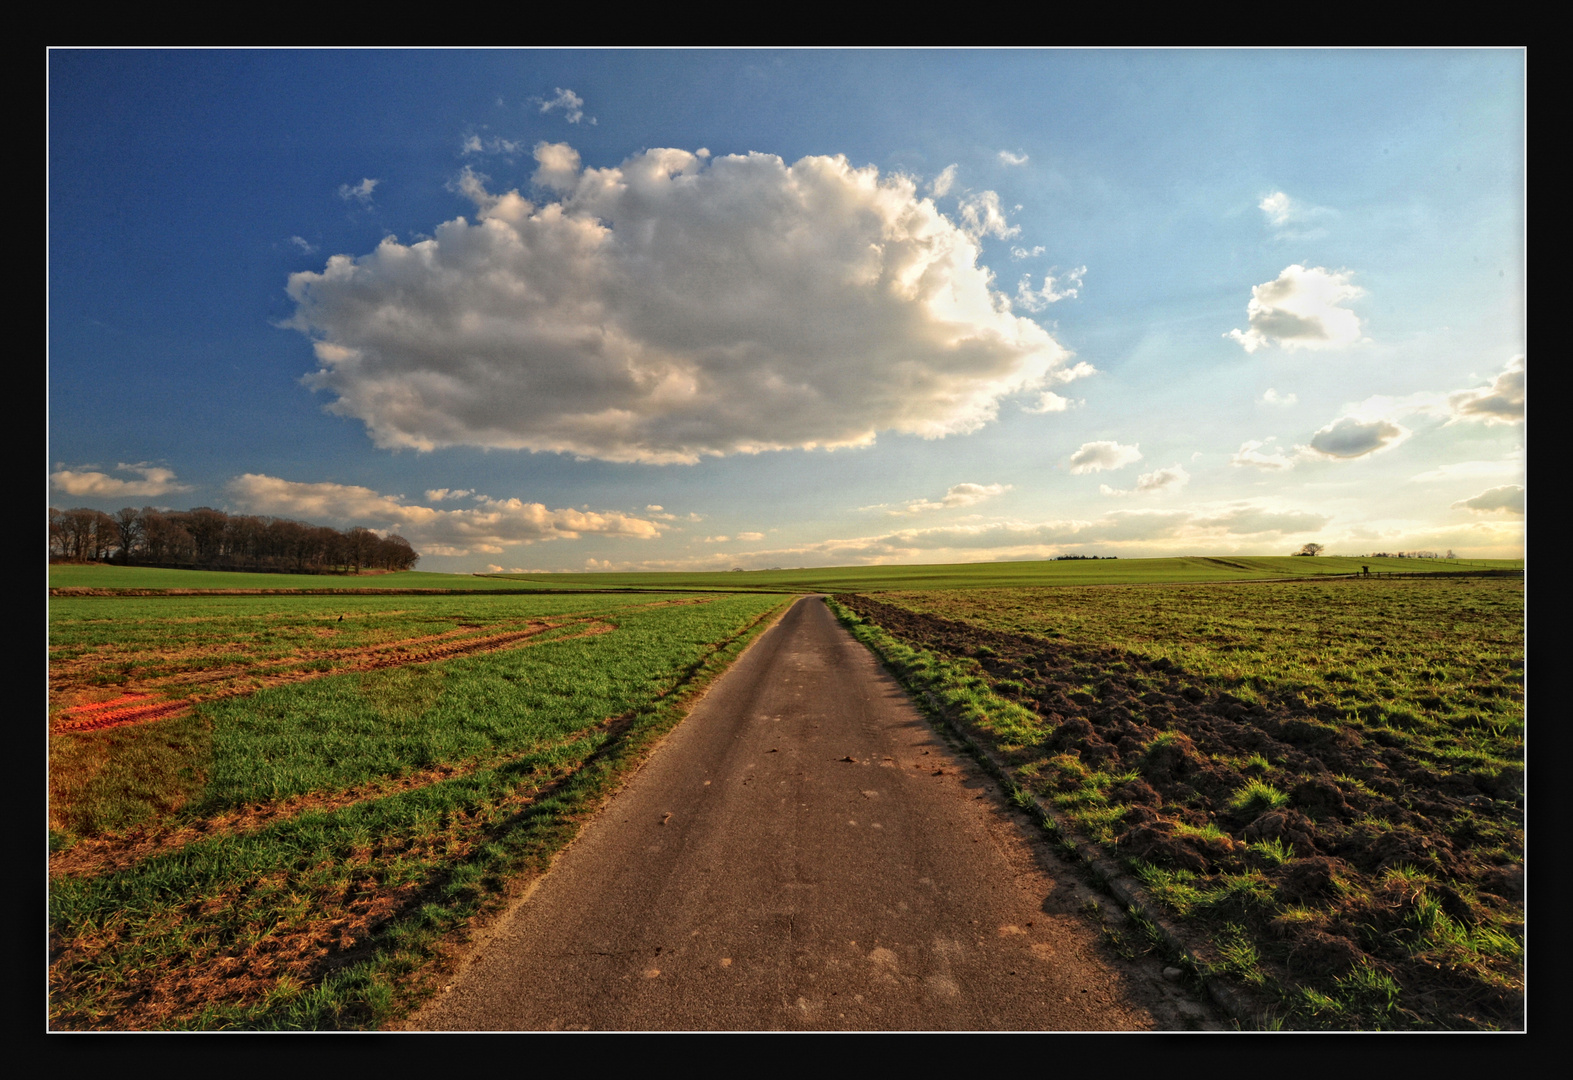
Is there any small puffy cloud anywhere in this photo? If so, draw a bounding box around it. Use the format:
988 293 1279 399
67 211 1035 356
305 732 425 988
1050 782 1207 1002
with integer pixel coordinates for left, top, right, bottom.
930 164 958 198
1100 465 1189 497
888 482 1011 515
1259 192 1293 227
998 150 1029 166
338 178 379 204
737 532 766 541
531 141 582 193
289 236 317 254
51 463 191 498
463 134 526 156
1260 388 1297 407
1069 441 1141 474
1023 391 1074 413
1014 266 1086 312
227 473 660 556
1230 439 1295 470
957 190 1020 240
1447 355 1525 425
1300 416 1411 460
1258 191 1333 239
424 488 474 502
1011 245 1046 260
1452 485 1525 515
288 147 1075 464
538 87 592 124
1226 264 1366 354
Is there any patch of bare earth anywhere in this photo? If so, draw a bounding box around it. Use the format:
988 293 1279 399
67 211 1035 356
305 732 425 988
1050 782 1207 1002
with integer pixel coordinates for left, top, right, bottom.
838 594 1524 1031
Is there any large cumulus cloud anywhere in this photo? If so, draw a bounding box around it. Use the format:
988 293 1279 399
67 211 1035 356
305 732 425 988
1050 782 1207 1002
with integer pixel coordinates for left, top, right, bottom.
1227 264 1365 354
285 145 1080 464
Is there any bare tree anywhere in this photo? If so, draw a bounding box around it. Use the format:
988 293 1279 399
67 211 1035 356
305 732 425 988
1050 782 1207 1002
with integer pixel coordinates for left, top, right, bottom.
1295 543 1325 556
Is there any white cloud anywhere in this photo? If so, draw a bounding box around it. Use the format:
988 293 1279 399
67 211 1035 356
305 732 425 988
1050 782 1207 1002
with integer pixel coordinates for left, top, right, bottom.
1299 416 1411 460
1447 355 1525 425
1014 265 1086 312
887 482 1011 515
1259 192 1294 227
338 178 379 205
956 189 1021 240
1011 245 1046 260
1407 452 1522 484
289 236 317 254
424 488 474 502
930 164 958 198
1102 465 1190 497
287 147 1075 464
463 134 526 156
1452 485 1525 515
226 473 661 556
51 463 191 498
1226 264 1366 354
530 141 582 194
1260 388 1297 407
1230 439 1295 471
1069 441 1141 474
998 150 1030 166
1023 391 1075 413
538 87 592 125
1257 191 1333 239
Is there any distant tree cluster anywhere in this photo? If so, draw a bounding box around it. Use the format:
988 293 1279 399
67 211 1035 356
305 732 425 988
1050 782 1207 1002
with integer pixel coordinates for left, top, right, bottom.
48 506 419 574
1053 554 1118 560
1363 550 1450 560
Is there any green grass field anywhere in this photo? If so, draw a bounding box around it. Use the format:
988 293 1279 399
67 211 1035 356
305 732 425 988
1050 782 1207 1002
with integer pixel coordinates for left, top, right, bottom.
49 589 790 1029
830 575 1525 1030
52 554 1522 596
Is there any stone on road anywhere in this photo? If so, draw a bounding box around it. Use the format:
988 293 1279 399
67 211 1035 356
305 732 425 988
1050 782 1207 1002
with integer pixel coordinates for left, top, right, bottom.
413 596 1189 1031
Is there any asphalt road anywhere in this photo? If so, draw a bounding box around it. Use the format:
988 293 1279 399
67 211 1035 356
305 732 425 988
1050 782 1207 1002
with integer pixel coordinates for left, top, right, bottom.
413 595 1208 1031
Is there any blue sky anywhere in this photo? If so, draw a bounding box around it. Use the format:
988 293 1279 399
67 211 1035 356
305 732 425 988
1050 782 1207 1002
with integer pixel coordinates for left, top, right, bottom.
48 49 1525 572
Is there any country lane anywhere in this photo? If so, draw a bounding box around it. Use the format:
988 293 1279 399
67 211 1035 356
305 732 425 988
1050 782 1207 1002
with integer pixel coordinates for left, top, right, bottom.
411 595 1214 1031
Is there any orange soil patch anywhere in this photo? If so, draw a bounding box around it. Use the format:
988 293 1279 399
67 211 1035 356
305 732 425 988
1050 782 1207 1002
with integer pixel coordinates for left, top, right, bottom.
48 620 615 736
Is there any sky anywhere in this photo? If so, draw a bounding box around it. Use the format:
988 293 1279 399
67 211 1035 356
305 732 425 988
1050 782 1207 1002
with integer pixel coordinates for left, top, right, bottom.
48 49 1526 573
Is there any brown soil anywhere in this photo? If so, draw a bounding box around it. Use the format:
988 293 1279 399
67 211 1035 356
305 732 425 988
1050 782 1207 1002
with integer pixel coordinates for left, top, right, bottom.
837 594 1524 1031
49 619 618 733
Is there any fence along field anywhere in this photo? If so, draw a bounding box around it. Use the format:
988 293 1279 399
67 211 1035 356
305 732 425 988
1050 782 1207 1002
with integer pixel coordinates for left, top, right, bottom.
48 588 791 1029
831 574 1524 1029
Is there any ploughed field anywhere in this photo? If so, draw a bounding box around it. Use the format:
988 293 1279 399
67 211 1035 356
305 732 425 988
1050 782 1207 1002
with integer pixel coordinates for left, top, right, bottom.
832 577 1524 1030
48 590 790 1030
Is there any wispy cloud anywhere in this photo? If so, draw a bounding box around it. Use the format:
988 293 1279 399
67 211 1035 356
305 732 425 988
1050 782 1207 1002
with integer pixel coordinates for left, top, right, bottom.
1226 264 1366 354
997 150 1029 166
883 482 1011 515
338 178 379 205
51 463 191 498
956 189 1020 240
1100 465 1189 497
929 164 958 198
537 87 594 125
1230 438 1295 471
227 474 661 556
1452 485 1524 515
288 147 1076 464
1260 388 1297 407
289 235 317 254
1014 266 1086 312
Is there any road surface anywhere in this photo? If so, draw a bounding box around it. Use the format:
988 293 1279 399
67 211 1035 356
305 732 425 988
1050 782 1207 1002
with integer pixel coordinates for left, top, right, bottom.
412 595 1213 1030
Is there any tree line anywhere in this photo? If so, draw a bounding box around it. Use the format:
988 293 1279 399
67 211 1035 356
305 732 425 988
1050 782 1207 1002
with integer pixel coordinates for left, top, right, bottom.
48 506 419 574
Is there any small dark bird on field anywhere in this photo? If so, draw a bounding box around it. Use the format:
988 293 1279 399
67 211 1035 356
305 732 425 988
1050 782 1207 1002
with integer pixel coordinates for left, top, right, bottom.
338 615 344 621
